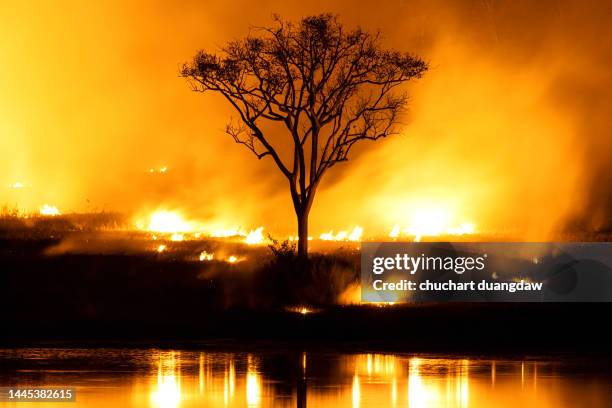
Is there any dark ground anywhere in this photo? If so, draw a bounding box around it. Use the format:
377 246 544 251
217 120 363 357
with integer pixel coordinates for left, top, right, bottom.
1 227 611 355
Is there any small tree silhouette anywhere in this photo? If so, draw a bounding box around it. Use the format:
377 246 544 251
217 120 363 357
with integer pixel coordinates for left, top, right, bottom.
181 14 427 259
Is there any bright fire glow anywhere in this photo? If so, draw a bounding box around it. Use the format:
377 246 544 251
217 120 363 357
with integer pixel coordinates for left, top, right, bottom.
151 372 180 408
286 306 319 314
39 204 60 216
407 208 453 237
408 358 440 408
138 211 271 242
227 255 240 263
148 211 192 233
246 357 261 408
387 206 476 241
199 251 214 261
245 227 265 245
149 166 168 174
210 227 246 238
457 360 470 408
157 244 167 253
348 226 363 241
151 353 181 408
288 236 313 241
320 226 363 242
352 374 360 408
2 2 604 245
355 354 398 378
321 230 346 240
8 182 24 189
246 372 260 407
136 207 473 243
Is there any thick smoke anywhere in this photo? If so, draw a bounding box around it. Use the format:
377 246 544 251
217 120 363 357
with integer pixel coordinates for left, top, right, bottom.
1 0 610 236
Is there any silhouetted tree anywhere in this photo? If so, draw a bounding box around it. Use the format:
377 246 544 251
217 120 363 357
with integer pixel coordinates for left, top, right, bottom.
181 14 427 259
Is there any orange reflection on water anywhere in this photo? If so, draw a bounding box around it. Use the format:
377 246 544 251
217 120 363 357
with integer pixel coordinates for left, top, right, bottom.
137 353 609 408
151 352 181 408
351 373 360 408
1 349 610 408
357 354 400 378
245 355 261 408
408 357 440 408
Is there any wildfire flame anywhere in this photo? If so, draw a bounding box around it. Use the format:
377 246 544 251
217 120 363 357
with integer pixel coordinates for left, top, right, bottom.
4 3 609 245
148 166 168 174
348 226 363 241
210 227 246 238
170 233 184 242
147 211 192 233
39 204 60 216
226 255 240 263
199 251 214 261
139 210 269 243
320 226 363 242
245 227 265 245
286 306 319 314
8 182 25 189
136 206 475 244
388 206 476 241
288 236 313 241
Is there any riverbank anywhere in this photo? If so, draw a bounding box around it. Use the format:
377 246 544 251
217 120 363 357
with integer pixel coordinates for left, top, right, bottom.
2 232 611 355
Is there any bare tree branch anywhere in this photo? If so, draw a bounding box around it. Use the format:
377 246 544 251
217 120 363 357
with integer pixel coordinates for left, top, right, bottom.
180 13 427 257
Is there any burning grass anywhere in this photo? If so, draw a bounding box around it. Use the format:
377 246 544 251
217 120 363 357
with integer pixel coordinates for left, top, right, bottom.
2 211 609 327
0 207 130 237
1 216 611 349
2 208 610 246
1 201 489 246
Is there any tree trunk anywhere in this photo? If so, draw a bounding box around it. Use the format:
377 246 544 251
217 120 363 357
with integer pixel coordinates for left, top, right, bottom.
296 208 309 260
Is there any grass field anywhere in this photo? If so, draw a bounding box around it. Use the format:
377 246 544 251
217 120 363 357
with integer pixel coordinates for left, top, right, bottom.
1 212 611 353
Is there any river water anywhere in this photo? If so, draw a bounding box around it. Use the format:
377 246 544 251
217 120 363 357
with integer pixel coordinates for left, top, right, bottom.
0 348 610 407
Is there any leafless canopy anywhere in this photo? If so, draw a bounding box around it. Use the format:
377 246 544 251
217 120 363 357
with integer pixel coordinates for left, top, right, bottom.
181 14 426 206
181 14 427 256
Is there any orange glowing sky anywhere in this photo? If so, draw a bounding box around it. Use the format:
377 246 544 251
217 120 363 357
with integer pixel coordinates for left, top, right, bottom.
1 0 611 237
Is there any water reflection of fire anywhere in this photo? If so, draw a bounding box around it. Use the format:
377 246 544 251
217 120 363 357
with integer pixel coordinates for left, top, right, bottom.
408 357 439 408
352 373 360 408
150 352 264 408
151 352 181 408
224 358 236 405
140 351 553 408
349 354 472 407
246 355 261 408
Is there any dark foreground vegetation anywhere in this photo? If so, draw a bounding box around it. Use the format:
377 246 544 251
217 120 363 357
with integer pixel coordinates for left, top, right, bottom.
1 217 611 354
